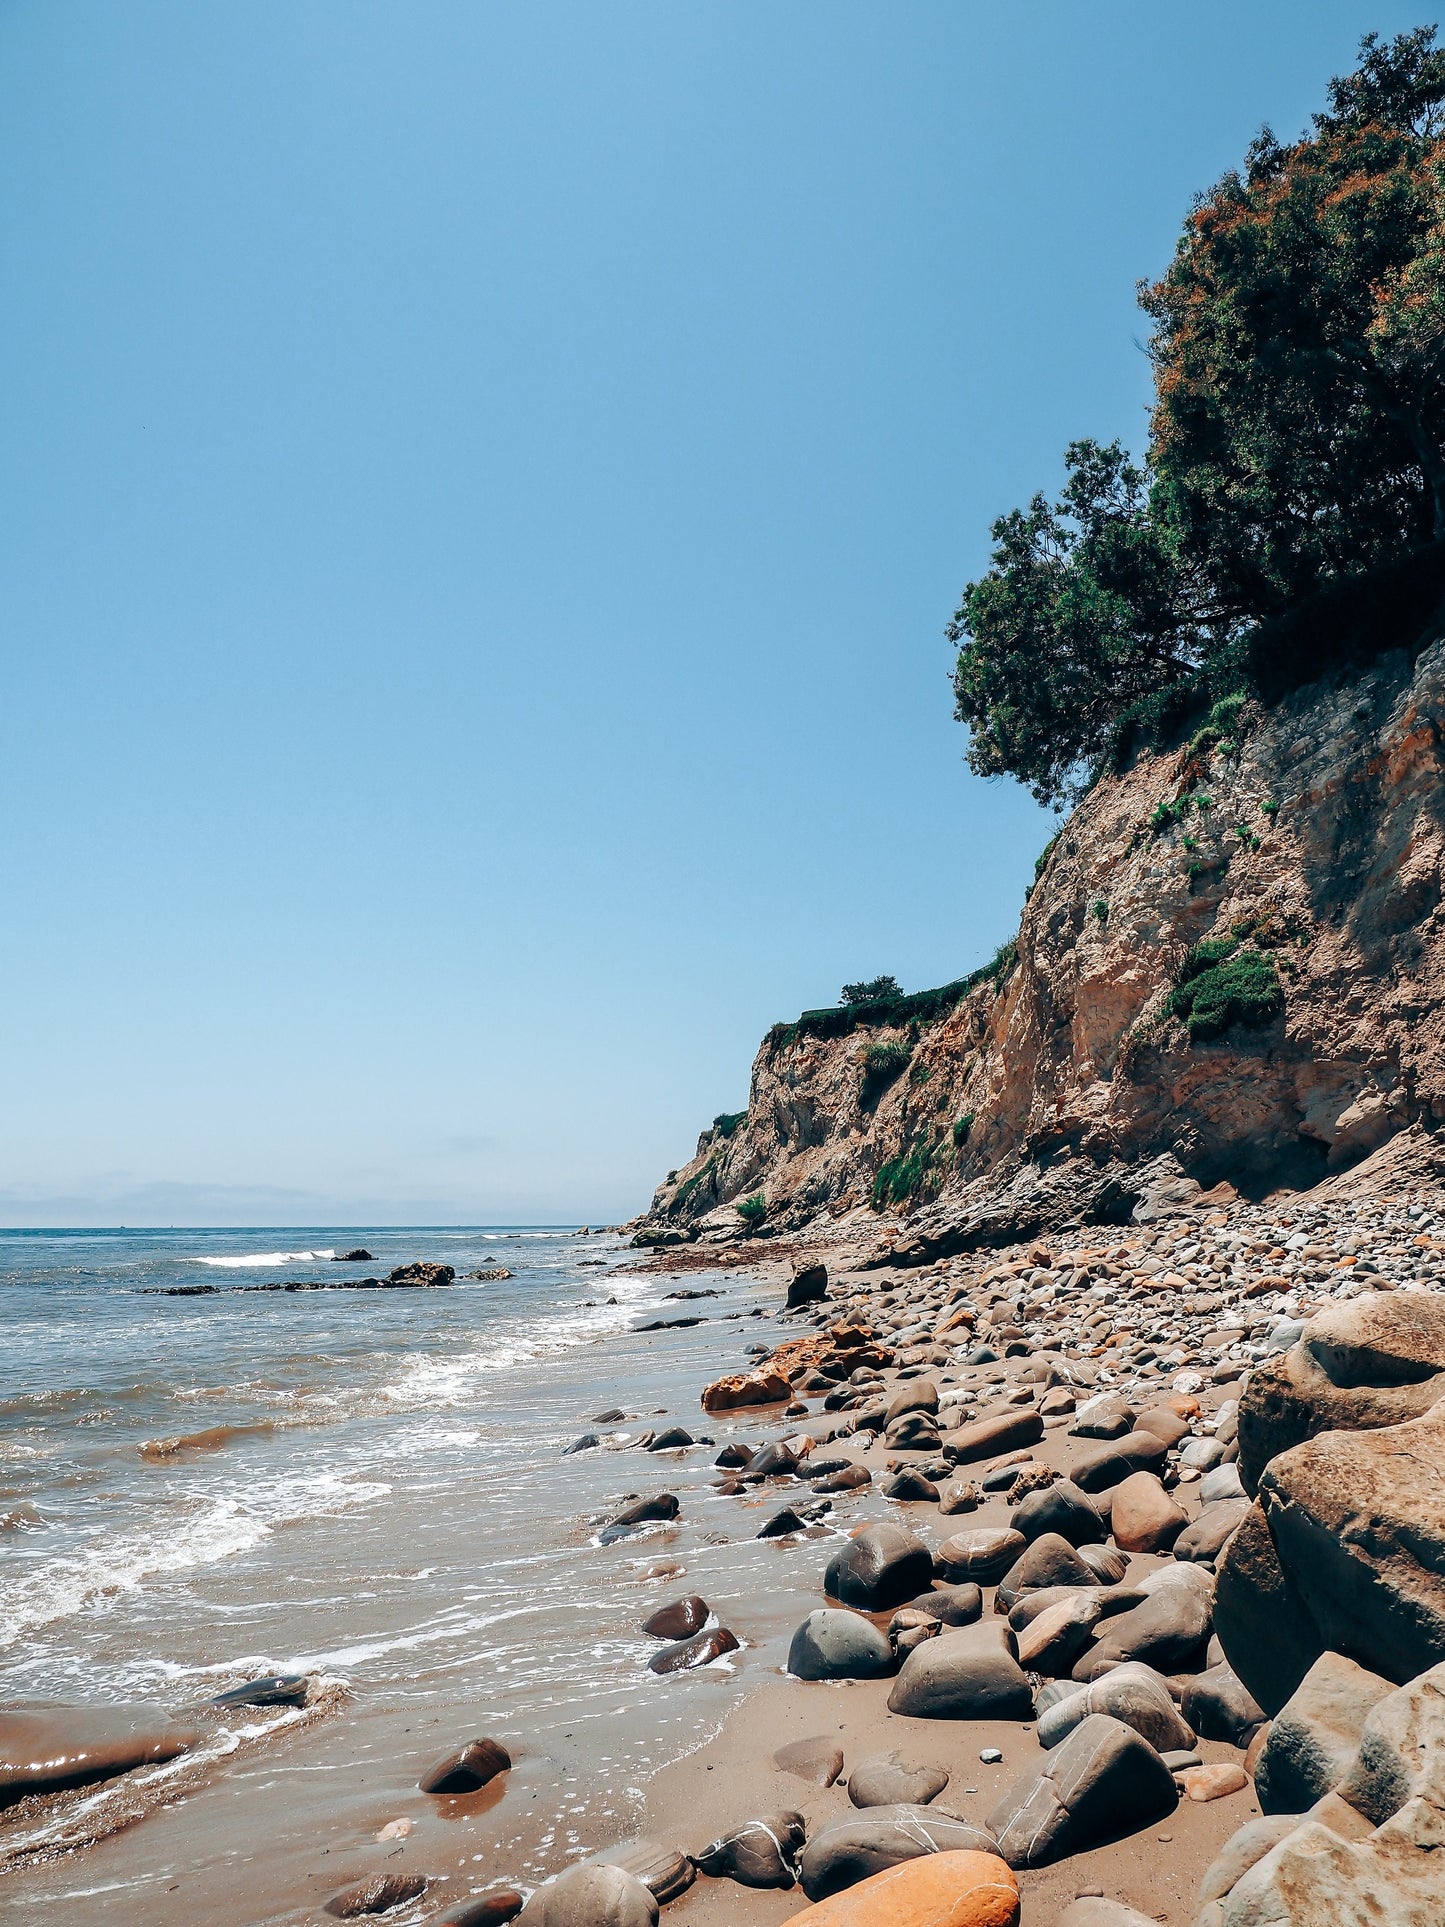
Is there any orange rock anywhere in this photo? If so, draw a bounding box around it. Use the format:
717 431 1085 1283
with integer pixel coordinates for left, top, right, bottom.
700 1370 792 1413
791 1850 1020 1926
1181 1761 1249 1801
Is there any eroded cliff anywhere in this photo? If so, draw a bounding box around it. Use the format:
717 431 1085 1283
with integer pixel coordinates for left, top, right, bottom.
638 635 1445 1249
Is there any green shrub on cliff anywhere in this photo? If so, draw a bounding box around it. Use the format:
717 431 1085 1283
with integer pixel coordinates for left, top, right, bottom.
1166 939 1283 1042
712 1110 747 1139
735 1192 767 1226
860 1039 911 1107
872 1136 940 1208
950 30 1445 804
952 1111 975 1147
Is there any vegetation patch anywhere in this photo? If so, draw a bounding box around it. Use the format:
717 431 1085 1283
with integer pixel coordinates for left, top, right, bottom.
670 1158 716 1213
1166 938 1284 1043
859 1039 912 1108
735 1193 768 1227
768 941 1019 1050
712 1110 747 1139
952 1111 975 1148
871 1134 941 1209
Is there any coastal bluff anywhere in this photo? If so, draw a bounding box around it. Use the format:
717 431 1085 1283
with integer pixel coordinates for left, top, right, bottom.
633 634 1445 1257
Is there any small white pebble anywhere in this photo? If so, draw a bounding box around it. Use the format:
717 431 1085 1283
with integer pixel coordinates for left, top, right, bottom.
377 1818 412 1840
980 1747 1004 1764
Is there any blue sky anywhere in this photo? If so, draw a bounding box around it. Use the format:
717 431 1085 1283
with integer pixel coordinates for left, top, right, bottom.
0 3 1427 1225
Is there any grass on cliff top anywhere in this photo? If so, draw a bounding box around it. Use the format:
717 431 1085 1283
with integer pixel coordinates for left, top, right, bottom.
1166 938 1283 1043
768 940 1017 1050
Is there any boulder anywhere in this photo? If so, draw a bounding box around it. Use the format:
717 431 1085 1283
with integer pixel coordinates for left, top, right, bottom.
1236 1292 1445 1493
599 1495 679 1542
1196 1813 1301 1903
701 1370 793 1413
788 1609 893 1681
887 1621 1033 1721
1181 1664 1267 1746
789 1264 829 1308
1015 1593 1105 1675
886 1381 941 1425
592 1841 694 1904
1069 1430 1170 1493
1215 1401 1445 1714
942 1410 1043 1465
1175 1499 1251 1566
1109 1472 1187 1554
798 1806 997 1902
987 1713 1177 1867
788 1849 1019 1925
1070 1393 1135 1439
1035 1663 1194 1754
1073 1566 1213 1679
825 1523 934 1610
419 1737 511 1794
775 1735 845 1786
935 1527 1026 1586
1341 1660 1445 1826
386 1262 455 1288
901 1583 982 1626
1012 1478 1105 1546
1254 1651 1394 1814
741 1439 800 1481
642 1596 709 1641
994 1533 1099 1610
1217 1796 1445 1925
883 1469 940 1502
647 1625 739 1672
516 1864 658 1925
847 1751 949 1808
691 1810 805 1888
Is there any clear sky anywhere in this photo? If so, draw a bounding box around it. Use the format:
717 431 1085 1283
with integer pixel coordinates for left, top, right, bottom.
1 3 1428 1226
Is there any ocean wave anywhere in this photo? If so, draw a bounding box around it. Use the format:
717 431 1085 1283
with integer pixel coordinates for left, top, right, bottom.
194 1249 337 1268
0 1473 389 1649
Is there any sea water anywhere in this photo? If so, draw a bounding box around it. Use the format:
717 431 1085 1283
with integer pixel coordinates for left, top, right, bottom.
0 1228 831 1922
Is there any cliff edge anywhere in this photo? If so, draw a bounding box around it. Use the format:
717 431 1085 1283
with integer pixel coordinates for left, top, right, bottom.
636 636 1445 1253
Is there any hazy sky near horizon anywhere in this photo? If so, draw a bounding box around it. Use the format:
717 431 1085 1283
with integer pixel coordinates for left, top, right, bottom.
1 3 1427 1226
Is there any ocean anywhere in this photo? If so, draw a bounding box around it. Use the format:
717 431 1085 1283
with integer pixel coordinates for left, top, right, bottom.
0 1227 825 1922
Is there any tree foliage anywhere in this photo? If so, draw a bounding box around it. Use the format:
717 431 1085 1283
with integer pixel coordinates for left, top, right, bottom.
841 974 903 1006
952 29 1445 803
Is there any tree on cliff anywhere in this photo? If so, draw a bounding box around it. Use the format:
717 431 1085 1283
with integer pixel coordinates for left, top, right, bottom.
952 28 1445 804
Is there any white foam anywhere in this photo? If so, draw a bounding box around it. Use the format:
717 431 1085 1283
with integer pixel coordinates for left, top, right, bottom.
0 1472 389 1649
195 1248 337 1267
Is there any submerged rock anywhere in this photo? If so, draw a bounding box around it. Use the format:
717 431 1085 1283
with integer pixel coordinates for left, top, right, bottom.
0 1705 199 1806
419 1737 511 1795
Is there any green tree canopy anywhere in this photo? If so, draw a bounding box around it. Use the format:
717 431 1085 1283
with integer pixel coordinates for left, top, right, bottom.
952 28 1445 804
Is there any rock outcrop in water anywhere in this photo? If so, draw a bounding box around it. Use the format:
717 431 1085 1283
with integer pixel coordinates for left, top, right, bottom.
636 636 1445 1252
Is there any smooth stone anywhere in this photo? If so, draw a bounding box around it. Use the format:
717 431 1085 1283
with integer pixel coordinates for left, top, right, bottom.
942 1409 1044 1465
647 1625 739 1673
789 1849 1020 1924
325 1874 431 1916
648 1426 694 1451
593 1839 694 1903
939 1479 982 1514
1180 1761 1249 1801
691 1809 805 1887
742 1439 800 1481
901 1583 982 1626
1057 1902 1159 1927
1036 1663 1195 1754
1255 1650 1394 1814
826 1523 934 1610
1199 1462 1246 1503
1076 1543 1130 1585
599 1494 679 1542
1015 1594 1104 1676
798 1806 997 1902
987 1713 1178 1868
759 1506 809 1537
1132 1405 1191 1448
1070 1393 1134 1439
883 1469 940 1502
1073 1565 1213 1678
994 1533 1099 1610
516 1863 658 1925
1069 1430 1169 1493
774 1735 845 1787
562 1433 600 1456
887 1621 1033 1721
789 1608 893 1681
420 1737 511 1795
593 1409 628 1424
935 1527 1026 1586
434 1893 526 1927
1108 1472 1187 1554
1174 1499 1251 1565
847 1751 950 1808
788 1263 829 1308
642 1596 709 1641
1012 1479 1105 1547
814 1464 873 1493
1181 1663 1267 1746
210 1673 308 1709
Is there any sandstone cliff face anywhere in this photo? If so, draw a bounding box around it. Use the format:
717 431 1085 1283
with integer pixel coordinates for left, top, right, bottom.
641 637 1445 1243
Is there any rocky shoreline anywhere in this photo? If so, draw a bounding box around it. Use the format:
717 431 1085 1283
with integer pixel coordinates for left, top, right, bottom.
6 1167 1445 1925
